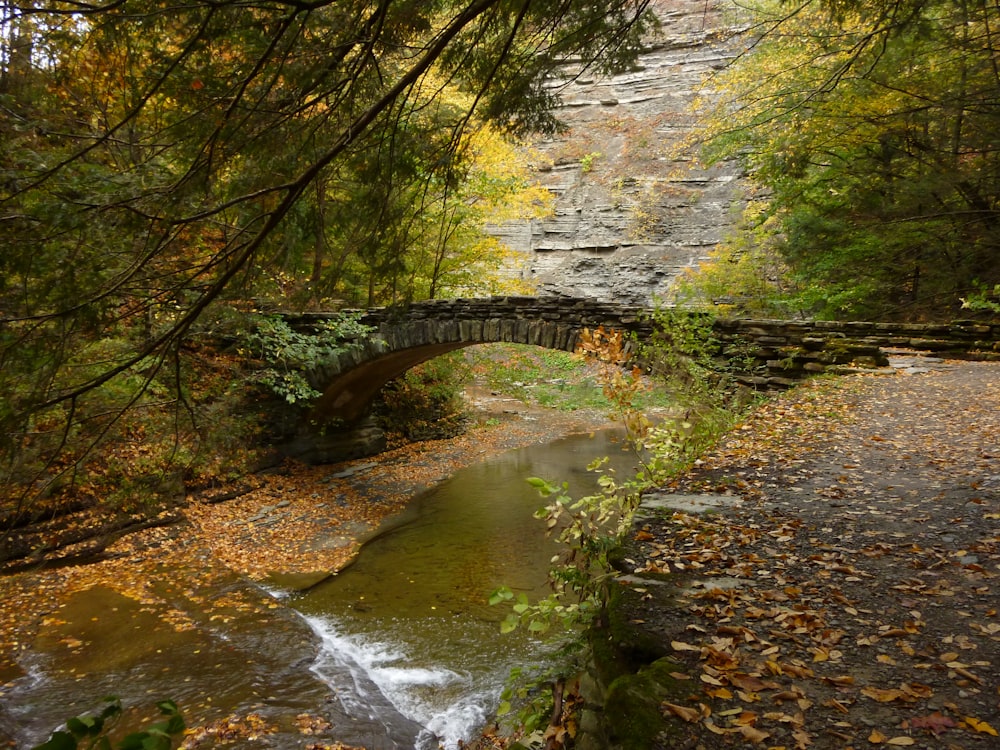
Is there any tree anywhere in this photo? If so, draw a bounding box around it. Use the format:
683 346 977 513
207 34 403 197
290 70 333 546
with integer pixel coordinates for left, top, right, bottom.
691 0 1000 319
0 0 653 519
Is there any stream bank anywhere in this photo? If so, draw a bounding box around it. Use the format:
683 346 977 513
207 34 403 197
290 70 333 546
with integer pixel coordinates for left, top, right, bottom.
0 392 616 748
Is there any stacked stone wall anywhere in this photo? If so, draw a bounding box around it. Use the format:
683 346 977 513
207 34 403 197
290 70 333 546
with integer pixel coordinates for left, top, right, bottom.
713 318 1000 387
280 297 999 462
291 296 1000 392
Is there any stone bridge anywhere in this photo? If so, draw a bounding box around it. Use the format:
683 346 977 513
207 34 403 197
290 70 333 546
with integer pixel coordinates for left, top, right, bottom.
285 296 1000 429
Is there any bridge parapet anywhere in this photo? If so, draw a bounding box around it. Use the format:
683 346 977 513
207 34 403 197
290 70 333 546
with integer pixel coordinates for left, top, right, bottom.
274 297 998 463
283 297 999 425
287 296 658 425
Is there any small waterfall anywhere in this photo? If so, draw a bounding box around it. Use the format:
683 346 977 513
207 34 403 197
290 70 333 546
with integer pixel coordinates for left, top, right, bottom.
304 614 495 749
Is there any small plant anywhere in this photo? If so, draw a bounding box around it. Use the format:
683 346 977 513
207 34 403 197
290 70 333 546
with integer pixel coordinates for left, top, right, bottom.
491 457 639 636
491 313 757 736
239 313 373 405
579 151 602 174
32 697 184 750
961 282 1000 314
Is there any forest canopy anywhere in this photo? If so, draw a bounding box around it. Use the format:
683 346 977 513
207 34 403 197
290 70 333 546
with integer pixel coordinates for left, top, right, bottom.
0 0 652 517
2 0 996 524
685 0 999 319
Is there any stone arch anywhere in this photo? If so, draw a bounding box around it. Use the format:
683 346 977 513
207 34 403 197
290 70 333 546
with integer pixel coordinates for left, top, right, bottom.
307 316 583 424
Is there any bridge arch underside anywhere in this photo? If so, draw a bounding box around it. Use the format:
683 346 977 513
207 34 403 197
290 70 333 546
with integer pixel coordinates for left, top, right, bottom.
310 318 583 424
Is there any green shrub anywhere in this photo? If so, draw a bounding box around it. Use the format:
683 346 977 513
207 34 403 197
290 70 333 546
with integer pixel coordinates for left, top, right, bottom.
376 352 473 440
32 698 184 750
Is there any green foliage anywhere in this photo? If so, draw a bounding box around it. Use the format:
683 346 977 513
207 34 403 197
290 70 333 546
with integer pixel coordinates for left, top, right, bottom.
489 452 642 732
239 314 372 405
32 698 184 750
580 151 602 174
631 306 751 483
0 0 652 512
696 0 1000 319
495 459 639 635
494 666 558 735
961 283 1000 314
669 201 804 317
490 314 755 734
376 352 473 440
469 344 674 414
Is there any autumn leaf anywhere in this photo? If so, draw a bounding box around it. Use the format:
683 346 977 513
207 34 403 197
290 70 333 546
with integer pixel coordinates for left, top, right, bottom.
963 716 999 736
706 687 733 700
702 718 730 735
908 712 956 736
729 673 780 692
821 674 855 687
736 724 771 744
862 687 910 703
869 728 887 743
661 701 702 723
671 640 702 653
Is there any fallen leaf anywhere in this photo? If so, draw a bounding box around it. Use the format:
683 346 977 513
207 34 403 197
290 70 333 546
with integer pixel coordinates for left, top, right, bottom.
736 724 771 744
908 712 956 736
963 716 999 736
821 675 855 687
868 728 887 743
862 687 910 703
671 640 701 652
730 673 779 692
702 718 730 735
706 687 733 700
661 701 701 723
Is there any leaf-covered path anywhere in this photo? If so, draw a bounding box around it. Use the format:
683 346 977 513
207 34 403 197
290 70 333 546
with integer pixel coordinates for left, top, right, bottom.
623 358 1000 749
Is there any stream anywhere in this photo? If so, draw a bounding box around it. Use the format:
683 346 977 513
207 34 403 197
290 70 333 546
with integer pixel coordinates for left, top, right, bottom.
4 428 639 749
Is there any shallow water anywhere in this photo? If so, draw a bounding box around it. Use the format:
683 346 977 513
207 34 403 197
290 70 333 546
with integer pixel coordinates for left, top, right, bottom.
290 428 638 748
4 428 637 749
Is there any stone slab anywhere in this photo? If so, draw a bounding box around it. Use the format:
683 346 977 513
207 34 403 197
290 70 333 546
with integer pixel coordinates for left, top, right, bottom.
639 492 741 514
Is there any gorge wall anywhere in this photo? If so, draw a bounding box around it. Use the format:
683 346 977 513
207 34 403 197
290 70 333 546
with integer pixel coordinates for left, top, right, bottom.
488 0 746 304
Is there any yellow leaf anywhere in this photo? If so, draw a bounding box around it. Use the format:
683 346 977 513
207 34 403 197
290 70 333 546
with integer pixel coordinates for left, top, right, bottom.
671 640 701 652
707 687 733 700
822 674 855 686
702 718 730 735
737 724 771 744
862 687 908 703
964 717 999 736
885 738 915 746
868 729 887 743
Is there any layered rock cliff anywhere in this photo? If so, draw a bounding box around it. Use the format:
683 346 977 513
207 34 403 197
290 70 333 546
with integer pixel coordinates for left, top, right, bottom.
489 0 746 304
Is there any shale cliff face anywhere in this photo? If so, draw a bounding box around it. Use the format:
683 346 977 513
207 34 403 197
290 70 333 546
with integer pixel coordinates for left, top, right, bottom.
489 0 745 304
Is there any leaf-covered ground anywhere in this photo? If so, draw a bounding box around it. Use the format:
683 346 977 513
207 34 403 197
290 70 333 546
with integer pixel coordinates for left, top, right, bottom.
622 358 1000 749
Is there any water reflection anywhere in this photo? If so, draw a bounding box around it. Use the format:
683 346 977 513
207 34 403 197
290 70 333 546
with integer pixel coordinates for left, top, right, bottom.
293 428 637 748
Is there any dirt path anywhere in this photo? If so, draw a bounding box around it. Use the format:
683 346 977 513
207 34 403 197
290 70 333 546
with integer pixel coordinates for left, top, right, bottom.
623 358 1000 749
